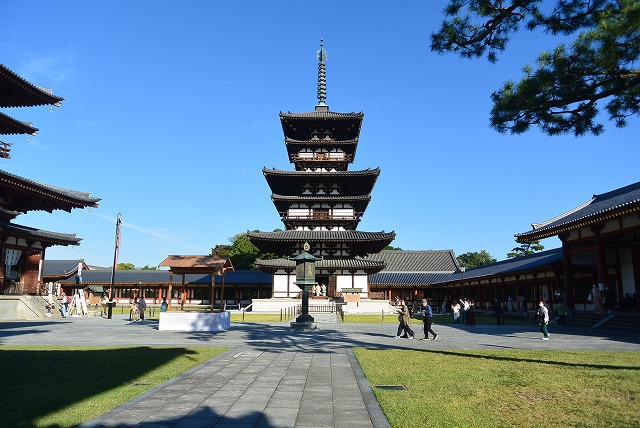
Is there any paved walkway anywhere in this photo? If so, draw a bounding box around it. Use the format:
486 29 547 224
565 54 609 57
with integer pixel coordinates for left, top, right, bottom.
1 313 639 428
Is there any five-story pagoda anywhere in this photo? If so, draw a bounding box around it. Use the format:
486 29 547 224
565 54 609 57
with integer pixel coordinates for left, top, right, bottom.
248 41 395 299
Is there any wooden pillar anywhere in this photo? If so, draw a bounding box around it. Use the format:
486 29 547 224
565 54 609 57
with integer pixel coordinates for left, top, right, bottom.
560 233 574 309
592 225 607 285
168 271 174 311
180 274 186 310
210 271 215 312
219 268 226 311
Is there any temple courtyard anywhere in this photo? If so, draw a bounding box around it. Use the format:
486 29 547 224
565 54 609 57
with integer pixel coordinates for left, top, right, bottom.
1 315 639 427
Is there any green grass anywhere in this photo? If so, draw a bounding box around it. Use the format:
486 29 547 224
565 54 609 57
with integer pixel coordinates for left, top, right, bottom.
2 346 227 428
354 348 640 428
230 313 296 322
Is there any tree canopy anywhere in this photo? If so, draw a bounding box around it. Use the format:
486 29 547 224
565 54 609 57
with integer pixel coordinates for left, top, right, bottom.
116 262 136 270
507 239 544 258
212 231 279 270
431 0 640 136
456 250 498 268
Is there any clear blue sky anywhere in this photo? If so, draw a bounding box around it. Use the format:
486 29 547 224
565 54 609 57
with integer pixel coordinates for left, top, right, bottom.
2 1 638 268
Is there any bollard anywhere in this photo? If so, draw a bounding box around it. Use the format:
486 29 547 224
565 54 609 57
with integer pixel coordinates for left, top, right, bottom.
280 309 283 321
382 310 384 323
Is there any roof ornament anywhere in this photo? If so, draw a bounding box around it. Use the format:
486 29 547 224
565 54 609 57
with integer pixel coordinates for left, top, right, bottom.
315 39 328 110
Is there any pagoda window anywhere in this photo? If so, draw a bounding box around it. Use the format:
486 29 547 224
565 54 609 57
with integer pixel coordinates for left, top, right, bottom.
313 209 330 220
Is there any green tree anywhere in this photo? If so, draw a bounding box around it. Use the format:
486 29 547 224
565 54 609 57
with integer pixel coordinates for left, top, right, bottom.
431 0 640 136
507 239 544 258
116 262 135 270
211 231 279 270
457 250 497 268
140 265 157 270
384 245 403 250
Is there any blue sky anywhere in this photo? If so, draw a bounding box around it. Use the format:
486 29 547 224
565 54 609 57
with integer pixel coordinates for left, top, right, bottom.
1 1 638 268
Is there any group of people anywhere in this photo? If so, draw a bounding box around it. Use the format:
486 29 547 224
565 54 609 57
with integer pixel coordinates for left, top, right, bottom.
589 282 616 314
392 296 560 341
451 298 476 326
394 299 438 341
312 284 326 296
130 296 147 322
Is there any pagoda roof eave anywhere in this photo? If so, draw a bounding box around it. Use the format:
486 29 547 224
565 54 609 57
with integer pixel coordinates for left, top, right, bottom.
248 230 396 258
255 257 386 274
280 111 364 120
0 63 65 108
0 169 100 213
1 221 81 246
247 230 395 242
284 137 359 146
0 112 38 135
263 167 380 177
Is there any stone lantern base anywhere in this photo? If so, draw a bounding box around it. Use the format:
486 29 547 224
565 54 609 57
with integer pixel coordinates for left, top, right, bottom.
290 320 319 330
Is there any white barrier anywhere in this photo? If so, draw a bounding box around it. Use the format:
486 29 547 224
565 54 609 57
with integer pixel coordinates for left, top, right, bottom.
159 311 230 331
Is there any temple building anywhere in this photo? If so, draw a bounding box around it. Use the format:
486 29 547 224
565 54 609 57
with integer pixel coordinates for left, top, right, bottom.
515 181 640 310
248 41 395 302
0 63 99 295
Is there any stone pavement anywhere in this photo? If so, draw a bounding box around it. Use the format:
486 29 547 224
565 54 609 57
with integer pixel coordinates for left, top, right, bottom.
1 313 638 428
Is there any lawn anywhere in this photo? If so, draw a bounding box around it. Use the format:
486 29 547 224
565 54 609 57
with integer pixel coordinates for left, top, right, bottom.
354 348 640 428
2 346 227 428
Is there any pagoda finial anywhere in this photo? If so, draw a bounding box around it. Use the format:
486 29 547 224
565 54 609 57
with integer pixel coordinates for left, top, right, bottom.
316 39 328 110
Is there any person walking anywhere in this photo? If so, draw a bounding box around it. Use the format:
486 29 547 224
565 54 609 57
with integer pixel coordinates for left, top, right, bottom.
554 301 566 326
130 297 139 322
420 299 438 341
494 299 502 325
394 300 415 339
138 296 147 321
60 292 69 318
537 300 550 340
160 297 168 312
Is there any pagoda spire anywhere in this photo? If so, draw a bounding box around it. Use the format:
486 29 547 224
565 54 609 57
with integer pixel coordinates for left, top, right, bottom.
315 39 328 111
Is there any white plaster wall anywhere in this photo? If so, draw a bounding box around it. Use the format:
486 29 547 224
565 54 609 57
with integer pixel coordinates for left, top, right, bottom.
619 249 636 296
336 275 369 297
273 275 294 298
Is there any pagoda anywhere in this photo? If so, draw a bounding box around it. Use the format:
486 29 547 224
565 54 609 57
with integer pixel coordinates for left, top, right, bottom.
248 41 395 299
0 63 100 295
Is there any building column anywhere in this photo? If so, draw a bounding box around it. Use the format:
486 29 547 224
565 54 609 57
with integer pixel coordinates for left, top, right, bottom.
167 271 174 311
559 233 574 309
592 225 607 285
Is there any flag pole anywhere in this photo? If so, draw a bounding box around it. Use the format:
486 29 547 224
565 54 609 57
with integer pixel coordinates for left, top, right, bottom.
107 212 121 319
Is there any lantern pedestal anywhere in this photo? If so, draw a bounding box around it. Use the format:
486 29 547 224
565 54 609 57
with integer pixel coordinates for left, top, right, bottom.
290 247 321 330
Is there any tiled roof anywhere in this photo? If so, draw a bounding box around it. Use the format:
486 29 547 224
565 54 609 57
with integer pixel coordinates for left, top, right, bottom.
369 272 454 286
0 222 80 246
0 63 64 108
158 255 232 270
57 269 271 285
516 181 640 240
255 257 386 270
285 137 359 146
263 167 380 178
365 250 458 272
0 169 100 212
263 168 380 197
43 259 83 277
280 111 364 120
247 230 395 242
435 248 564 284
0 111 38 135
